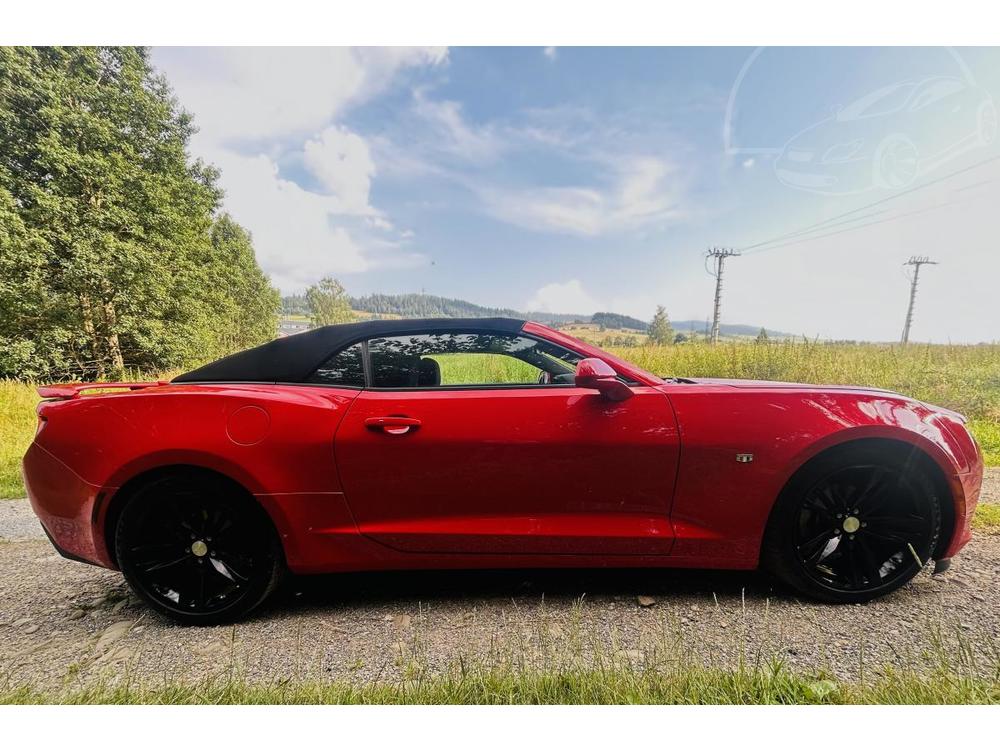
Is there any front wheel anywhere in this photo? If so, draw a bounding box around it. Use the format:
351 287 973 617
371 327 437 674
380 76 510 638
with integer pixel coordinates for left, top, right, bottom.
763 444 941 603
115 473 284 625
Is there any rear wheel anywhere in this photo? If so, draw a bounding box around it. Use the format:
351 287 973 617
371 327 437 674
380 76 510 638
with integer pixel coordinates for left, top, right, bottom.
763 445 941 603
115 473 283 625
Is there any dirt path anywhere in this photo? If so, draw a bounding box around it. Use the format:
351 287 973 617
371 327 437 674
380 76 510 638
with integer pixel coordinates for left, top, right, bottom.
2 469 998 691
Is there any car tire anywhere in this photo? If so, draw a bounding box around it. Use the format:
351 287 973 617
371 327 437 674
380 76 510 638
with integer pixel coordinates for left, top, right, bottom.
115 473 284 625
762 443 941 604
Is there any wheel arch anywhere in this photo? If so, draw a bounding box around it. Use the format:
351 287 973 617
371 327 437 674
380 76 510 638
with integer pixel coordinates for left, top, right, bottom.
102 463 281 568
763 435 956 561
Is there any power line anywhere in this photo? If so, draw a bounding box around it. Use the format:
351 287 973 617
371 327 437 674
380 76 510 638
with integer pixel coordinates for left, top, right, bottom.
705 247 740 345
901 256 938 345
743 199 961 255
740 152 1000 254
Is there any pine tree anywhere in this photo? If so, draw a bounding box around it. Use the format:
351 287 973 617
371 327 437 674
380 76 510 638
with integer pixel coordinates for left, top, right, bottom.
756 327 770 344
648 306 674 345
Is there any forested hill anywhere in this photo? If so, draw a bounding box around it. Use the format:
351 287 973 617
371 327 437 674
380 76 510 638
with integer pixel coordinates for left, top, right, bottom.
347 293 583 325
282 292 793 338
591 312 649 331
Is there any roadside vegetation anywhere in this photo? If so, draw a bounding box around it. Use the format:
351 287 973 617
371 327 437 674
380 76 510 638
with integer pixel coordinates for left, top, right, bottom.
973 503 1000 533
3 654 1000 704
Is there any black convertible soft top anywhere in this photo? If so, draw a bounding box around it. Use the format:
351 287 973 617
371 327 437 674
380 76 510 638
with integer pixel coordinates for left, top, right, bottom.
173 317 527 383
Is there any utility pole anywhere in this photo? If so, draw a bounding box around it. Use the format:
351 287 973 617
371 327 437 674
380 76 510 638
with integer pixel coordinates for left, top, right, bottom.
705 247 740 344
900 256 937 345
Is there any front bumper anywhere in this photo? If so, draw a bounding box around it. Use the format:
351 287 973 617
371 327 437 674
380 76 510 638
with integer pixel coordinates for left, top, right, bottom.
941 463 983 560
22 441 115 568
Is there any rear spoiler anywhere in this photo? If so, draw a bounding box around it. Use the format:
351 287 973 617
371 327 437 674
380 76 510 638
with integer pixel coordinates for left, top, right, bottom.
37 381 169 401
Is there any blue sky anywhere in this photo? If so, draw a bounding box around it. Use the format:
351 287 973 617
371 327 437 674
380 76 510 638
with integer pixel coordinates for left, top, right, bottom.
152 47 1000 342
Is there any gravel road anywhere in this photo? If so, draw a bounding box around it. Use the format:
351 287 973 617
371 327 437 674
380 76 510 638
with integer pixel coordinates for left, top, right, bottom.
2 469 998 691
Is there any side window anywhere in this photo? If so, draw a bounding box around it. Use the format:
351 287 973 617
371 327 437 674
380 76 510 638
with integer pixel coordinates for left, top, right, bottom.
367 332 582 388
308 343 365 387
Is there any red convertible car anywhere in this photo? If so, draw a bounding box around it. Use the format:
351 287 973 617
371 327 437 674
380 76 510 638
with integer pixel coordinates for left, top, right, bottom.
23 318 982 624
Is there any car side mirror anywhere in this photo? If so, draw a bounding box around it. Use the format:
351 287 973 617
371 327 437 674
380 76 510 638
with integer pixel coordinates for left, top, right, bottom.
575 358 634 401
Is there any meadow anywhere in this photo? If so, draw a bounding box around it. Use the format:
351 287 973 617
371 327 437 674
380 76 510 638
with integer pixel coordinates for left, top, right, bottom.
1 340 998 499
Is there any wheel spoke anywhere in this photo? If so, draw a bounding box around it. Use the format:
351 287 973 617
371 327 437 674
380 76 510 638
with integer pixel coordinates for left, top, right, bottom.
797 527 836 563
853 469 891 514
866 515 927 535
863 527 909 547
802 494 837 522
210 556 248 582
141 554 190 573
854 537 884 585
842 540 862 588
197 565 207 609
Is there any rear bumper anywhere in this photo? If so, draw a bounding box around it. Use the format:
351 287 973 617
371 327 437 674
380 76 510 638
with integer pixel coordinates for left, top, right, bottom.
22 442 115 568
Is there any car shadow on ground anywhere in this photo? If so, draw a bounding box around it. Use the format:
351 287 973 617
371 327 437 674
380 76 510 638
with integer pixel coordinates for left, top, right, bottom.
265 566 796 616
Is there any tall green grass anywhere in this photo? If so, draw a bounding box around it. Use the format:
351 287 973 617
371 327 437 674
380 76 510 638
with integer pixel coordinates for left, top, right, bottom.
0 380 39 498
2 342 998 498
3 659 999 704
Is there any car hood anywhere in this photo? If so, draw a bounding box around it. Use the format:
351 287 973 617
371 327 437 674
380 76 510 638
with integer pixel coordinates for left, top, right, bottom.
678 376 901 395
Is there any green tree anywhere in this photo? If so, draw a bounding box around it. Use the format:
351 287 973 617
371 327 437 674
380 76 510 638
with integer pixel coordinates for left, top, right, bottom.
0 46 277 380
648 306 674 345
306 277 354 327
195 216 279 353
756 327 770 344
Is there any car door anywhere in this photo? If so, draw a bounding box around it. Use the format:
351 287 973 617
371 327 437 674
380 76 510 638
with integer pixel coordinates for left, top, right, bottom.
333 330 680 556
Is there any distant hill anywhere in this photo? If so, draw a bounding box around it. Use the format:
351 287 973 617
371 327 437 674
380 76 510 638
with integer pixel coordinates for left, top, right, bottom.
672 320 793 339
348 293 585 325
592 312 649 331
281 292 790 338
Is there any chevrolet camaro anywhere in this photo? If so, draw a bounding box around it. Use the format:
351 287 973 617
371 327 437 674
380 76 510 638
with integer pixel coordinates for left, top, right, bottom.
23 318 983 624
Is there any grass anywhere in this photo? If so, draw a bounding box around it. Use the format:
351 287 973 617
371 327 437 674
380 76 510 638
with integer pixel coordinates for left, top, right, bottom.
973 503 1000 533
434 353 540 385
2 341 998 498
3 656 1000 704
0 379 38 498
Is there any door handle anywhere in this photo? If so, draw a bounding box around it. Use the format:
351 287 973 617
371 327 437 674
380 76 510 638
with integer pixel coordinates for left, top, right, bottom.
365 416 422 435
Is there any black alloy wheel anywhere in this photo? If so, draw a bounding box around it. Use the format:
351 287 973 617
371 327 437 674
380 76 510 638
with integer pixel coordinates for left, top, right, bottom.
764 444 941 603
115 474 283 625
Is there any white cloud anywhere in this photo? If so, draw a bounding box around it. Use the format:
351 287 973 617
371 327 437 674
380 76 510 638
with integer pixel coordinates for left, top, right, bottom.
742 158 755 168
151 47 446 291
483 157 685 236
526 280 603 314
411 88 502 163
156 47 446 142
543 47 558 61
205 149 369 289
303 126 376 214
377 94 690 237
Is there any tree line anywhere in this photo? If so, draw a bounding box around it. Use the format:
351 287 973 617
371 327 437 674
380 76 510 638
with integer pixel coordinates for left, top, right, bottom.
0 47 279 381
